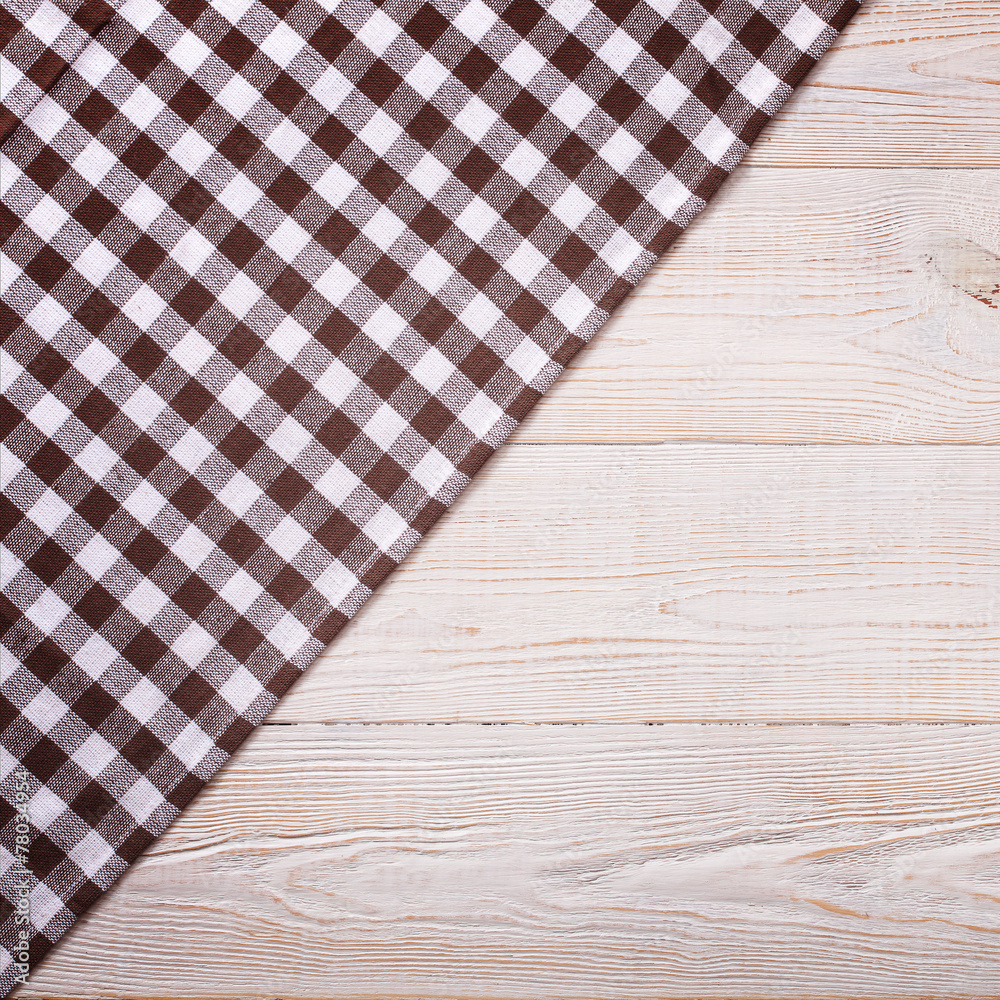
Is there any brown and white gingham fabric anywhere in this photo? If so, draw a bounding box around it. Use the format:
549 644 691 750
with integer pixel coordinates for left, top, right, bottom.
0 1 117 143
0 0 857 990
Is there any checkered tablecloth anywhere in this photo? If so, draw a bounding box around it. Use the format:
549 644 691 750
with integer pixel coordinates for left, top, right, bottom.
0 0 857 990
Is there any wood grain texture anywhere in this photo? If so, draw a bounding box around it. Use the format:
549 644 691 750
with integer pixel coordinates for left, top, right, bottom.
744 0 1000 167
264 443 1000 724
19 724 1000 999
514 168 1000 444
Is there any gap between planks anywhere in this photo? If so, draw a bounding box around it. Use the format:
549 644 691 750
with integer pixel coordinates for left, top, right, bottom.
258 720 1000 726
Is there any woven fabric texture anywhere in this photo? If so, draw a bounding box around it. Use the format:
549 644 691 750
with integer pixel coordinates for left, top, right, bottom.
0 0 857 990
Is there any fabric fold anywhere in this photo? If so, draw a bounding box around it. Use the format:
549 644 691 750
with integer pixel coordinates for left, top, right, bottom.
0 0 859 991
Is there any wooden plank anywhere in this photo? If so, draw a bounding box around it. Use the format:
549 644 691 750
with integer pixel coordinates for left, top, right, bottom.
514 167 1000 444
10 5 1000 1000
21 723 1000 998
263 443 1000 724
744 0 1000 167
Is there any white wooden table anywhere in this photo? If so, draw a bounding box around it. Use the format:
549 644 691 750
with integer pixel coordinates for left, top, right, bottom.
19 0 1000 996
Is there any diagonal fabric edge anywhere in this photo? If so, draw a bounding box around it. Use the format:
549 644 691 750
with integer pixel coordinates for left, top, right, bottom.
0 0 860 991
